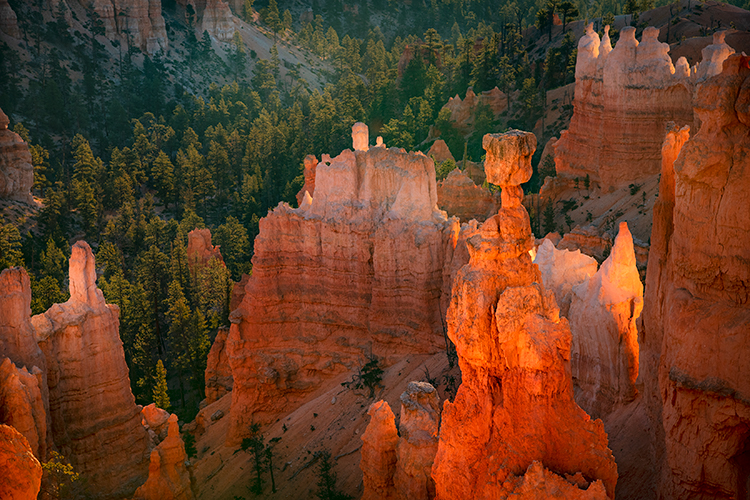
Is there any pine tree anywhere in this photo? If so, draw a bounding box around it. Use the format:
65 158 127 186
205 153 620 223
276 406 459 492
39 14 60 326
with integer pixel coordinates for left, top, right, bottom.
153 359 170 410
263 0 283 36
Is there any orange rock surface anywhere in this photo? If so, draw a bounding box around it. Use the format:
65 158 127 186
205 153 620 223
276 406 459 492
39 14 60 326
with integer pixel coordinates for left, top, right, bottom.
361 400 399 500
0 424 41 500
554 24 695 191
204 326 232 404
226 126 456 442
186 227 224 268
431 130 617 500
641 53 750 499
442 87 507 131
0 107 34 204
427 139 455 164
295 154 317 206
31 241 150 496
133 414 194 500
436 168 499 222
0 267 50 459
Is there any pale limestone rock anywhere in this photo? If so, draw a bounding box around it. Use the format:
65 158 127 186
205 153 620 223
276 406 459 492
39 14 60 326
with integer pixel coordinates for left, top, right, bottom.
532 238 598 316
352 122 369 151
200 0 234 41
568 222 643 419
696 31 734 80
91 0 168 54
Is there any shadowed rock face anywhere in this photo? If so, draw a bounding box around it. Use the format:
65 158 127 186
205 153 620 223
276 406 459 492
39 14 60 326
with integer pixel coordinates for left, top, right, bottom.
226 126 458 443
554 24 699 191
0 108 34 204
0 424 42 500
642 53 750 500
31 241 150 497
92 0 168 54
431 130 617 500
437 168 499 222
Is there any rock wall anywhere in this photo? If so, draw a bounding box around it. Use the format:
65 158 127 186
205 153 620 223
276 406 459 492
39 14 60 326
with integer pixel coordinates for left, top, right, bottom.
186 227 223 269
0 108 34 204
92 0 168 54
533 238 598 317
442 87 507 131
642 53 750 499
133 414 194 500
0 0 20 38
436 168 499 222
200 0 234 42
431 130 617 499
568 222 642 419
31 241 150 497
361 382 440 500
0 424 42 500
226 124 457 442
554 24 696 191
204 326 232 404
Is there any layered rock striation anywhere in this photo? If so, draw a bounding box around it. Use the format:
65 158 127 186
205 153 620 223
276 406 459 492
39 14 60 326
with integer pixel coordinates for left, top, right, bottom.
31 241 150 496
554 24 696 191
642 53 750 499
0 108 34 204
134 414 194 500
0 424 42 500
226 124 457 441
91 0 168 54
431 130 617 499
436 168 499 222
361 382 441 500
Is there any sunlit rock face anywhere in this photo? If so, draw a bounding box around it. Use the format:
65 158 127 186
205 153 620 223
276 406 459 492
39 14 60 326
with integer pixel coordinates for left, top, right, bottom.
533 238 598 317
642 54 750 500
0 108 34 204
91 0 168 54
568 222 642 419
361 382 441 500
0 424 42 500
133 414 194 500
226 125 457 443
431 130 617 500
0 267 50 460
436 168 499 222
31 241 150 497
554 24 697 191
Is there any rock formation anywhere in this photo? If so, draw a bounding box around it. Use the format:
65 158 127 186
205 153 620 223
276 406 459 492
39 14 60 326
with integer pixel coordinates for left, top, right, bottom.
295 154 317 206
554 24 696 191
31 241 150 496
0 0 20 38
427 139 454 164
0 424 42 500
92 0 168 54
133 414 194 500
141 403 171 443
532 238 598 316
568 222 643 419
186 227 224 268
0 108 34 204
226 124 456 442
436 168 499 222
204 326 232 404
442 87 507 131
0 267 50 459
642 53 750 499
361 382 440 500
200 0 234 41
431 130 617 499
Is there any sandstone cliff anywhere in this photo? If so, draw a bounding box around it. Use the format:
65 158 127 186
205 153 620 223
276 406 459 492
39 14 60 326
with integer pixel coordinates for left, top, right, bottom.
554 24 695 191
0 108 34 204
134 414 194 500
431 130 617 499
442 87 507 131
0 424 42 500
226 124 456 442
436 168 499 222
361 382 440 500
0 267 50 459
204 326 232 404
641 53 750 499
31 241 150 497
200 0 234 42
186 227 224 269
92 0 168 54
